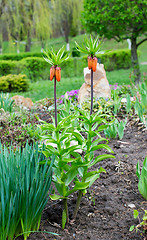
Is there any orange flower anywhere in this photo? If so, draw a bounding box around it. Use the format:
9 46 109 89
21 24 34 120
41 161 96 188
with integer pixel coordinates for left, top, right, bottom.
55 67 61 82
50 66 55 80
88 56 93 70
92 57 97 72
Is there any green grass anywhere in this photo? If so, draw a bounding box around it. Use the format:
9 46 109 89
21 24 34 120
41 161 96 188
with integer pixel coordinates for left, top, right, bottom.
9 65 147 102
2 35 147 63
3 34 147 102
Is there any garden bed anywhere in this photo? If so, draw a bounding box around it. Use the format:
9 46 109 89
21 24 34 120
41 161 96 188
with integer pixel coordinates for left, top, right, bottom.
15 116 146 240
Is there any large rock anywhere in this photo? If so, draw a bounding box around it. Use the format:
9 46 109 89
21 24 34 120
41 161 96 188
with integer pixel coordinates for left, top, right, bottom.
12 95 33 109
78 63 111 104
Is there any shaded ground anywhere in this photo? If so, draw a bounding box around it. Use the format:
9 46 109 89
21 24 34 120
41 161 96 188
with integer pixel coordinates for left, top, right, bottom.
26 119 147 240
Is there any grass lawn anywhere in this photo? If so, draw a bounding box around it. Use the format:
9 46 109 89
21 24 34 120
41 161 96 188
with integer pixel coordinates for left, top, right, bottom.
3 34 147 102
9 65 147 102
2 34 147 63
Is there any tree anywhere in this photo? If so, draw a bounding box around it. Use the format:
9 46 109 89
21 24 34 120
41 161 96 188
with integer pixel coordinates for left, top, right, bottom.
82 0 147 84
51 0 83 50
2 0 52 52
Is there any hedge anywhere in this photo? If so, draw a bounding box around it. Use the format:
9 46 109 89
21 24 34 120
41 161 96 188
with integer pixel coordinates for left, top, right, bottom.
0 49 132 81
0 52 43 61
0 74 29 92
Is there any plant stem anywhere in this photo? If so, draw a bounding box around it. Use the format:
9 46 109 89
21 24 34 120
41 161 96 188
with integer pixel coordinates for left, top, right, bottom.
90 68 93 115
63 198 69 223
54 76 57 128
73 190 83 220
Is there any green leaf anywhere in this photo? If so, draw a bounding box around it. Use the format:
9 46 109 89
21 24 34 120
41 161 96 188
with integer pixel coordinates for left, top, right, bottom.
133 209 139 219
50 194 62 201
62 209 67 230
89 154 115 167
129 225 135 231
90 144 114 153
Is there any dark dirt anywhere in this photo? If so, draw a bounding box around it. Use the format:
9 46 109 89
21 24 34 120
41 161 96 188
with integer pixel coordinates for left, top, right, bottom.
25 119 147 240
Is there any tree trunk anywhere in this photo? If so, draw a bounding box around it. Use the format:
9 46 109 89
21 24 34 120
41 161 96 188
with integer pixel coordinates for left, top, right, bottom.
25 30 31 52
131 37 141 84
0 18 2 55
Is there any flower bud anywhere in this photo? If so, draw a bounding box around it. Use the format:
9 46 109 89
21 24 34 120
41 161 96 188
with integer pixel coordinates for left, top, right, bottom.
55 67 61 82
50 66 55 80
88 56 93 70
92 57 97 72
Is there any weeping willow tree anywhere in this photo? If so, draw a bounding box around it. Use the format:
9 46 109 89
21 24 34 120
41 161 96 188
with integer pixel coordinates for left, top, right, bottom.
51 0 83 50
3 0 52 52
0 0 10 54
34 0 52 49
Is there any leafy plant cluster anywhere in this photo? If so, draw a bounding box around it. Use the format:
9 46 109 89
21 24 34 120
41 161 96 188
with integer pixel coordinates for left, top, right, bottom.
0 74 29 92
40 105 115 228
0 93 14 112
0 52 43 61
0 49 132 81
0 143 54 240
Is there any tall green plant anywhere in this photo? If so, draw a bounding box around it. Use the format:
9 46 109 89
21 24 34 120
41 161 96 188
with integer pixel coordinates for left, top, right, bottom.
0 92 14 112
40 107 115 227
75 35 103 115
0 143 54 240
43 46 70 127
136 157 147 200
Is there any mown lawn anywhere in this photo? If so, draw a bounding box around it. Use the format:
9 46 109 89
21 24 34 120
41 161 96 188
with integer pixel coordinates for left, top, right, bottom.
9 65 147 102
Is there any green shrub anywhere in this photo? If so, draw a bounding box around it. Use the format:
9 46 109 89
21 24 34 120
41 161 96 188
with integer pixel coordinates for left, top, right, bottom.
0 49 133 80
0 60 16 75
0 78 9 92
0 74 29 92
97 49 132 71
0 52 43 61
0 142 53 240
72 47 81 57
21 57 49 81
0 60 25 76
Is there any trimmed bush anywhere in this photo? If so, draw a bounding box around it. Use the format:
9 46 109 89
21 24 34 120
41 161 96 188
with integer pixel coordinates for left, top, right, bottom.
72 47 81 57
21 57 49 80
0 60 25 76
0 49 133 80
0 51 43 61
0 74 29 92
97 49 132 71
0 60 16 75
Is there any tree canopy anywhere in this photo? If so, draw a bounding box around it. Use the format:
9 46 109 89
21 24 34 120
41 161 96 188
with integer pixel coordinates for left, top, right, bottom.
82 0 147 83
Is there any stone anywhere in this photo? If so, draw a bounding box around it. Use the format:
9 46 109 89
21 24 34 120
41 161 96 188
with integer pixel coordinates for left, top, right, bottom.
78 63 111 104
12 95 33 109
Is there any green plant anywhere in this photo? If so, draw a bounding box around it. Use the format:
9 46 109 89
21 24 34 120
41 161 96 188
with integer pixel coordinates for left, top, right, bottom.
40 108 115 228
82 0 146 83
72 47 80 57
43 46 70 127
0 52 43 61
104 118 127 140
0 74 29 92
21 57 49 81
129 209 147 237
136 157 147 200
75 35 103 114
0 142 54 240
0 93 14 112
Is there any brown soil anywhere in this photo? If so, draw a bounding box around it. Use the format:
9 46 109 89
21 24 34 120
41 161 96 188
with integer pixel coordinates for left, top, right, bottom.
25 120 147 240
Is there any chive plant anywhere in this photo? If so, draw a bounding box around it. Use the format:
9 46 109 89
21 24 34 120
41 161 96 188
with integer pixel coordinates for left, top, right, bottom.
0 143 54 240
